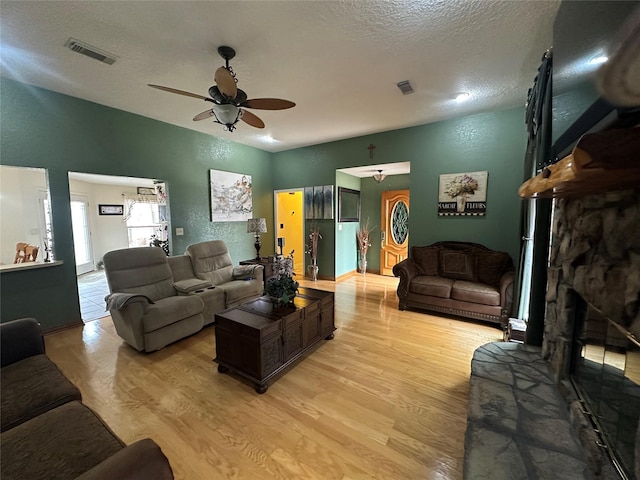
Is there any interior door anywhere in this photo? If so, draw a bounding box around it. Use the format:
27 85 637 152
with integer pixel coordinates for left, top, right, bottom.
275 190 304 275
70 194 94 275
380 190 409 276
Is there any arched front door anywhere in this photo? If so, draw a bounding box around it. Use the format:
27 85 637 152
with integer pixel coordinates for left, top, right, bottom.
380 189 409 276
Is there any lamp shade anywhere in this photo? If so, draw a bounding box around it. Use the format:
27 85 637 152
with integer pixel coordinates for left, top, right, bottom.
212 104 241 126
373 170 386 183
247 218 267 234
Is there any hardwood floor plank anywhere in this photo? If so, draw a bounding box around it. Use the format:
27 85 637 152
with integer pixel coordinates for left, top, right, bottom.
44 274 501 480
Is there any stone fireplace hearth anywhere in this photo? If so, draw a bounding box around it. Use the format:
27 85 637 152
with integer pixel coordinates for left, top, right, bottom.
543 187 640 478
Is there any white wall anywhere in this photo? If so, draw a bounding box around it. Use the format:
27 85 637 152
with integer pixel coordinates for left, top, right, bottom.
0 166 48 265
68 178 137 267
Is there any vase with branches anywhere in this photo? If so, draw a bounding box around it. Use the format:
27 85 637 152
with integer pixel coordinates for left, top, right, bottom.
305 224 322 281
356 218 375 274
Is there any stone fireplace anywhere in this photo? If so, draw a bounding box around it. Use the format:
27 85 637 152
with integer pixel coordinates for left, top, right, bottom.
543 187 640 478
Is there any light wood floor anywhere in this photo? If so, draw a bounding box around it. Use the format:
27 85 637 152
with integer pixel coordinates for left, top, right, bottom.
45 274 502 480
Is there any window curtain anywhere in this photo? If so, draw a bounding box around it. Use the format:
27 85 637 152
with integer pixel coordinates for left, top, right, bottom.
121 191 165 223
513 49 553 345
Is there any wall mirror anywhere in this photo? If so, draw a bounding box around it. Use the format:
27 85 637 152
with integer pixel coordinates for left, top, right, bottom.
338 187 360 222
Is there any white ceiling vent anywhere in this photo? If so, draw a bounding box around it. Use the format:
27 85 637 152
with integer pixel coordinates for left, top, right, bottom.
64 38 117 65
396 80 414 95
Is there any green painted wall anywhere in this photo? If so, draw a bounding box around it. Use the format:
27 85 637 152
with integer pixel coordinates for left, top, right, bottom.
360 174 411 273
273 106 526 269
1 78 527 329
1 79 273 329
407 108 525 260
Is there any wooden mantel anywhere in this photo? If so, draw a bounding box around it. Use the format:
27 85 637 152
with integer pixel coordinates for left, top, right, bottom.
519 127 640 198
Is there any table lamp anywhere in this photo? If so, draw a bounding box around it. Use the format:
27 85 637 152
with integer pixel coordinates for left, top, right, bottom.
247 218 267 259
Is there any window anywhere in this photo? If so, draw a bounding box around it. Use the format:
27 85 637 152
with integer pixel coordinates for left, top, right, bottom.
125 202 167 248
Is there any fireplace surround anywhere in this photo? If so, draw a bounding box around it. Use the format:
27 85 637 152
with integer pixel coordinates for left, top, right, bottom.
543 187 640 478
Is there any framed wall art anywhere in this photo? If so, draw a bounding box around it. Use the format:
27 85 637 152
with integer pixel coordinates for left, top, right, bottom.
323 185 334 220
209 170 253 222
304 187 314 220
136 187 155 195
304 185 334 220
438 171 488 216
98 204 123 215
338 187 360 222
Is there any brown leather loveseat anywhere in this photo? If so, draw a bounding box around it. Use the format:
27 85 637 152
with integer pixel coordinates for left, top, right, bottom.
393 241 515 327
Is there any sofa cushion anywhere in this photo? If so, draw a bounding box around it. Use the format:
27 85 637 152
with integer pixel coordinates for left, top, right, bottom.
439 249 476 281
104 247 176 302
1 354 82 432
475 251 512 287
411 246 439 276
0 401 124 480
410 276 454 299
187 240 236 286
451 280 501 306
142 295 204 333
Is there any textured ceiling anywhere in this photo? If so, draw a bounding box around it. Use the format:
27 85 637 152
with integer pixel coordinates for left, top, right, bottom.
1 1 560 152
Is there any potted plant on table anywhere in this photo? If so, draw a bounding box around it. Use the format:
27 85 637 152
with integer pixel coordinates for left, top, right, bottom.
264 252 299 305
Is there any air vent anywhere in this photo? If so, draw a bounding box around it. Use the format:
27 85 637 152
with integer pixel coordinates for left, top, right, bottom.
396 80 414 95
64 38 117 65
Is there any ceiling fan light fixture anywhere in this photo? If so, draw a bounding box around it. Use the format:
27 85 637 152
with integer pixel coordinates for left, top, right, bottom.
211 104 241 131
373 170 386 183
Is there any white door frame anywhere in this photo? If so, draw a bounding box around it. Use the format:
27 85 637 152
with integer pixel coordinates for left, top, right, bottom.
70 193 94 275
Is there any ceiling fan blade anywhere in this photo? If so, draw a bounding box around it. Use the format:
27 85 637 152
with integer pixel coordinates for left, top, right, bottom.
193 109 215 121
214 67 237 99
148 84 210 101
240 109 265 129
243 98 296 110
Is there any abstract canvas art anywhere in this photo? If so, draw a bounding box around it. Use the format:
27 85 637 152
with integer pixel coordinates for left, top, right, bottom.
209 170 253 222
304 185 334 219
323 185 334 219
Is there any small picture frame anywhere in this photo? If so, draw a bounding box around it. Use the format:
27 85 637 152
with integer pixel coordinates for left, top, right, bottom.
137 187 156 195
98 204 123 215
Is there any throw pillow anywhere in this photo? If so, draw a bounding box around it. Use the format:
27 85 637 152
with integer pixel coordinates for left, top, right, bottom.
411 246 439 276
438 249 476 281
475 252 511 286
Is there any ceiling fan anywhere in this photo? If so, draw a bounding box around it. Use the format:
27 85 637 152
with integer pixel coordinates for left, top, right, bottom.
148 46 295 132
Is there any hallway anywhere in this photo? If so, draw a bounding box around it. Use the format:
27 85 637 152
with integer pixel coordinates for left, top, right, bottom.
77 270 110 322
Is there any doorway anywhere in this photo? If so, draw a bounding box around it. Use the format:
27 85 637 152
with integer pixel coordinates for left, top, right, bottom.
70 194 94 276
68 172 168 322
380 189 409 276
274 189 304 275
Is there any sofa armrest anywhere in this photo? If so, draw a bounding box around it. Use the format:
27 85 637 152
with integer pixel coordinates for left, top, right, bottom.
108 303 147 352
1 317 45 367
75 439 173 480
233 264 264 280
392 258 418 309
499 270 516 318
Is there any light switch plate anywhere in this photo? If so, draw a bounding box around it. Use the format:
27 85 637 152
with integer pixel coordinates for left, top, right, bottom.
176 227 184 236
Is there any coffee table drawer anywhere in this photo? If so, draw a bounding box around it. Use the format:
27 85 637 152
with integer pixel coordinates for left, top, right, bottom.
216 309 281 341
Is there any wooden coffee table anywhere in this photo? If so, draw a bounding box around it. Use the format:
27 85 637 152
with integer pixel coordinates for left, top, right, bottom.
213 287 335 393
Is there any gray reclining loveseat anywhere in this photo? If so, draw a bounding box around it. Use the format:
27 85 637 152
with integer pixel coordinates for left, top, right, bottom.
103 240 263 352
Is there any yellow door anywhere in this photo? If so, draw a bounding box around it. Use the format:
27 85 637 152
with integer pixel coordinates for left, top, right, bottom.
380 190 409 276
275 190 304 275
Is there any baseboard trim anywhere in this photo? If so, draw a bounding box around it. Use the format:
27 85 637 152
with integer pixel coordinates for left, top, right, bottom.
43 319 84 335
